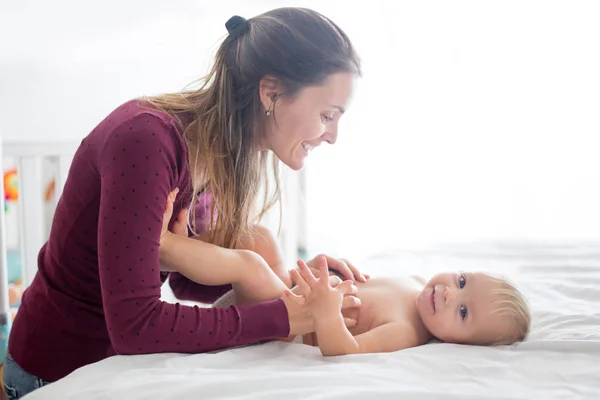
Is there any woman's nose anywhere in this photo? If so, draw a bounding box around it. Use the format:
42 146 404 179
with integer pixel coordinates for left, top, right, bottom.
322 128 338 144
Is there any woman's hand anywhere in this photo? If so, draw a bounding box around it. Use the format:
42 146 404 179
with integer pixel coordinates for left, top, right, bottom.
159 188 189 272
301 254 370 283
160 188 189 242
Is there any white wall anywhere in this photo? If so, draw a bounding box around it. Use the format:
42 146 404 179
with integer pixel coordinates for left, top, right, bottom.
0 0 305 264
0 0 286 142
2 0 600 267
302 1 600 262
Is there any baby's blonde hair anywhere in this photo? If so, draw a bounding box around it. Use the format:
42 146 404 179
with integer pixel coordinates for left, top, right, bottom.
481 275 531 346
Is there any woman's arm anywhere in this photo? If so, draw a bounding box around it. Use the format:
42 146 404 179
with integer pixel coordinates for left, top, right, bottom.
96 113 291 355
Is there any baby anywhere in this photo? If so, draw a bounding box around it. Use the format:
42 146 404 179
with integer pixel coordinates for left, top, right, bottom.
159 191 531 356
286 259 531 355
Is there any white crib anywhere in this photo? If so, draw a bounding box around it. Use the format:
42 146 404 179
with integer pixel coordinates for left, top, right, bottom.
0 139 79 322
0 139 78 375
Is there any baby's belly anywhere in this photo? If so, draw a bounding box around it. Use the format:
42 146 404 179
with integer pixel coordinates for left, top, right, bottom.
343 302 375 336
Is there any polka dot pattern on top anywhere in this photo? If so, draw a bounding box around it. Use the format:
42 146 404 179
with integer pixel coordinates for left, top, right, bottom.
7 99 290 383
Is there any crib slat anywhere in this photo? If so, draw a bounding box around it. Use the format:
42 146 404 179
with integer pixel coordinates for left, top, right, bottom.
17 157 46 287
0 142 10 316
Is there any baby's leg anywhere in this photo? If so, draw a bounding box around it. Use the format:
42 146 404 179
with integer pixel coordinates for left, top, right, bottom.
205 252 298 342
229 224 290 305
234 224 291 287
230 252 288 305
229 225 302 342
195 224 291 289
228 223 291 305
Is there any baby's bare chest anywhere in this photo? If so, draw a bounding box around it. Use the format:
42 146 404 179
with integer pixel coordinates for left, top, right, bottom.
343 278 423 336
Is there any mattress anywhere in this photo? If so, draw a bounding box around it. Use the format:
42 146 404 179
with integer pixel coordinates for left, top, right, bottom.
26 241 600 399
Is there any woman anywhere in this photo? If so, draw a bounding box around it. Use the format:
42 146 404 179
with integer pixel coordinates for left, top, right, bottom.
3 7 363 399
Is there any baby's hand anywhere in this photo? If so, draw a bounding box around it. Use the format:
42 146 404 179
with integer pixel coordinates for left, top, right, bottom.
288 256 353 322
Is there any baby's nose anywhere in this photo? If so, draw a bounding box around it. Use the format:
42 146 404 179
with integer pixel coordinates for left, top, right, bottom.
444 286 456 303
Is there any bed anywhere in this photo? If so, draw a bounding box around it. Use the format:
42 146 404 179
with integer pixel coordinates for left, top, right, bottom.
22 240 600 399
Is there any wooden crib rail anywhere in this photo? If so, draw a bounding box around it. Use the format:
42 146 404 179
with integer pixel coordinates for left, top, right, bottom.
0 141 10 327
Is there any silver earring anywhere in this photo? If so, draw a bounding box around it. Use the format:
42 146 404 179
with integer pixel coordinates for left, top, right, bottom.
265 110 271 117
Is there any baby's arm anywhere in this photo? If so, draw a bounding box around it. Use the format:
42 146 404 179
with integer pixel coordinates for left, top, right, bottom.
314 319 416 356
290 260 417 356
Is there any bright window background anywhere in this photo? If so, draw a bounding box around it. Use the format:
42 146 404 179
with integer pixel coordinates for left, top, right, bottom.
2 1 599 265
301 0 600 262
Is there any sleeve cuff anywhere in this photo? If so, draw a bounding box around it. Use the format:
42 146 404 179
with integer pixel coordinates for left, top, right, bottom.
237 298 290 342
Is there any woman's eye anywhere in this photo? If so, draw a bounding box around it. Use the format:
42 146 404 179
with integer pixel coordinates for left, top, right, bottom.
459 274 466 289
321 113 334 122
460 305 468 320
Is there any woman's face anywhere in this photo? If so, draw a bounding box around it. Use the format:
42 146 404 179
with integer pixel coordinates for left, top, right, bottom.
260 72 355 170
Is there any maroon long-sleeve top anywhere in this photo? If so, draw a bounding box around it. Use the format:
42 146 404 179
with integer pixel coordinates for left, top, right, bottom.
8 99 289 382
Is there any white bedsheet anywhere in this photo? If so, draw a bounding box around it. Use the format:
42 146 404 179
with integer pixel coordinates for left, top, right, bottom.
26 242 600 399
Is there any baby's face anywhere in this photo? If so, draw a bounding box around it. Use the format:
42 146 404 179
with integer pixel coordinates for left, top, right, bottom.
415 272 505 344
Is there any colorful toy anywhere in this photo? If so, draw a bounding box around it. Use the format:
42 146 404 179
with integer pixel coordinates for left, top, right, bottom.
4 169 56 207
3 168 18 213
3 168 18 201
45 177 56 203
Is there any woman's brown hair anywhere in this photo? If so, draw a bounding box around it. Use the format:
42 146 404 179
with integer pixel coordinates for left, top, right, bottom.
144 7 361 248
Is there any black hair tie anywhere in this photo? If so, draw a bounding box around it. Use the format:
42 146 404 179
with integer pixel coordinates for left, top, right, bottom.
225 15 250 39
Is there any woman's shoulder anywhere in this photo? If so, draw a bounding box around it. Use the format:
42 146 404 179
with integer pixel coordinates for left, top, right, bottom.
105 98 183 134
91 98 189 157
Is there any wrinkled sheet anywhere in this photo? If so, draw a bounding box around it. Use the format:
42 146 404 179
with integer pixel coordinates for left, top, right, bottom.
27 242 600 399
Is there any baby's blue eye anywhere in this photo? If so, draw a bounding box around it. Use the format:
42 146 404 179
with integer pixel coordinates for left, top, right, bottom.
459 274 466 289
460 305 468 320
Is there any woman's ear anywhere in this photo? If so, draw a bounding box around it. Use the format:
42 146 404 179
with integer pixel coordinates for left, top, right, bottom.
259 75 282 112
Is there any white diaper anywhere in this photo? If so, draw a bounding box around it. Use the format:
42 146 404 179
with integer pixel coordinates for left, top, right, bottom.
292 335 304 344
212 289 237 308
